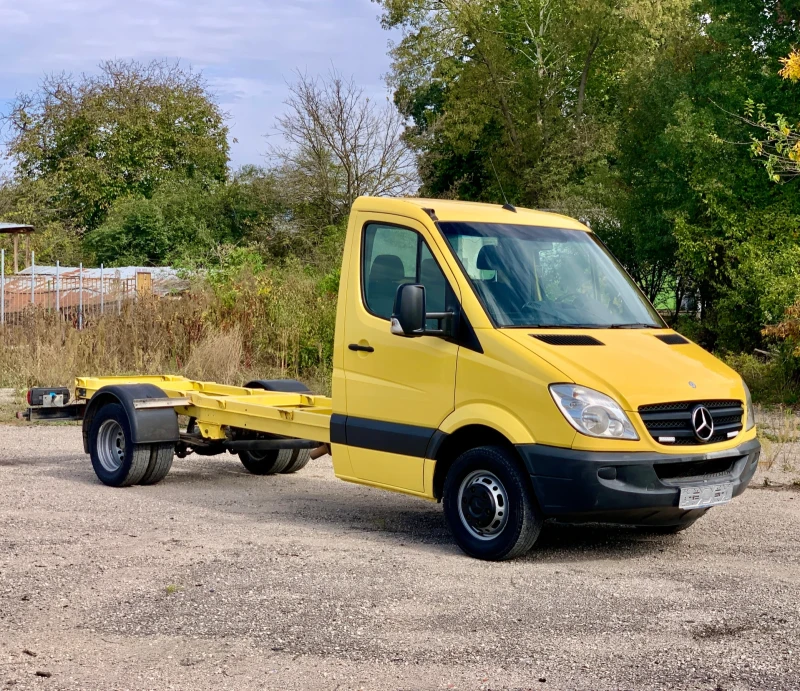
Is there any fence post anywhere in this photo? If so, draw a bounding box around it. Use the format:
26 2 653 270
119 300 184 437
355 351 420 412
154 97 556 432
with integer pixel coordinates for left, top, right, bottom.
79 263 84 330
30 251 35 305
1 249 4 326
100 263 104 315
56 261 60 314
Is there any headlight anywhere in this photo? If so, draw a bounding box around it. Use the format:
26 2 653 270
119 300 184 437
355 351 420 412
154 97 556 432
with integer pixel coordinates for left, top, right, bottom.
549 384 638 440
743 380 755 431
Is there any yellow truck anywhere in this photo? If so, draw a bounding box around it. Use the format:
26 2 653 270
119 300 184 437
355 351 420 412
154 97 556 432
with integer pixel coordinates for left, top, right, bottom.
23 197 760 560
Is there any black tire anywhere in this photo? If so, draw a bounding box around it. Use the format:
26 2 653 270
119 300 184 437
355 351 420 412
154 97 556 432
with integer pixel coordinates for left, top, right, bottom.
443 445 542 561
238 448 295 475
88 402 151 487
280 448 312 474
139 443 175 485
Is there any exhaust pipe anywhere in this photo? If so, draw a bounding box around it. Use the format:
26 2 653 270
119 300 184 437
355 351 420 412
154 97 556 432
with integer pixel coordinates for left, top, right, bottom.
310 444 330 460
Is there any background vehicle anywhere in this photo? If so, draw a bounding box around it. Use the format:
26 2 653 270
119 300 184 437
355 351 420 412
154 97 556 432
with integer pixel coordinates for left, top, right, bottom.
23 198 760 560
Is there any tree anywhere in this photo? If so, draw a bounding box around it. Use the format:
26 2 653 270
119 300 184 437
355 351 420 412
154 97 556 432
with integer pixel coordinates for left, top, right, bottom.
746 48 800 180
270 70 417 230
610 0 800 349
376 0 690 207
2 59 229 233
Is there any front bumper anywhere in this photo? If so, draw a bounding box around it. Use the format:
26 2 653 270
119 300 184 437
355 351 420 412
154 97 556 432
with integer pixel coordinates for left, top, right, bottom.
516 438 760 526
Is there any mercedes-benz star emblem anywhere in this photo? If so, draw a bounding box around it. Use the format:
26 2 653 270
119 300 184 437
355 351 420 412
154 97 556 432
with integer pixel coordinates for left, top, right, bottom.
691 405 714 442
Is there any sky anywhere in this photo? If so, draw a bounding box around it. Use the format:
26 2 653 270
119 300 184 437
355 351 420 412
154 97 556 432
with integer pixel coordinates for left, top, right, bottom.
0 0 399 170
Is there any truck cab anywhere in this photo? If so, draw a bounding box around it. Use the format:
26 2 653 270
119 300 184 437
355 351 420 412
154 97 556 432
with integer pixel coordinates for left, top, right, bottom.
329 197 759 559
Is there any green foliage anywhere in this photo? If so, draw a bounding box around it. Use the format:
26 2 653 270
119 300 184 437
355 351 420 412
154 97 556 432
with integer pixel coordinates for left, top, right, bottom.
85 180 217 266
724 350 800 406
607 0 800 349
202 254 338 377
3 59 229 233
379 0 690 207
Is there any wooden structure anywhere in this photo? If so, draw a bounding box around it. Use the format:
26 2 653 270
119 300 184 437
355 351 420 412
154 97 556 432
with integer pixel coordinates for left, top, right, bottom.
0 223 35 273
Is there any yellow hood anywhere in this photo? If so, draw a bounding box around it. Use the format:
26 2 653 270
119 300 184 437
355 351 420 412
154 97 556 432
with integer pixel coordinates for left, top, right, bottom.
501 329 745 411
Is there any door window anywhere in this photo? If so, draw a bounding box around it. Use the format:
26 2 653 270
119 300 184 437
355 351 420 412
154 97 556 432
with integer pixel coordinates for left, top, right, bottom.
362 223 448 322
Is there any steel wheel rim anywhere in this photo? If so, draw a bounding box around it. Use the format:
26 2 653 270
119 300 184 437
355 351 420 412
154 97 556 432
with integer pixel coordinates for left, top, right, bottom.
457 470 509 541
97 419 126 473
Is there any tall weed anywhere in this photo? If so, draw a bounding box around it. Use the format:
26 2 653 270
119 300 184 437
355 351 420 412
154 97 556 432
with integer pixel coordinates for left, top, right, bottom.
0 261 337 395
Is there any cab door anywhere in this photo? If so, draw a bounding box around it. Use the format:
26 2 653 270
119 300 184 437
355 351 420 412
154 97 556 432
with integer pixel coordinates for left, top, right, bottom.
341 213 460 493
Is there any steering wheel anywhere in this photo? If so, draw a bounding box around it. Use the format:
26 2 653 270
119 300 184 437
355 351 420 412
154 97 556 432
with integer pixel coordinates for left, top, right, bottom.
521 301 565 322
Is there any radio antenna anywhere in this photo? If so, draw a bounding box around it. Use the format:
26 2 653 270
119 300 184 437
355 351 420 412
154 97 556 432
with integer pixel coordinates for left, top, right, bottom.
485 152 516 213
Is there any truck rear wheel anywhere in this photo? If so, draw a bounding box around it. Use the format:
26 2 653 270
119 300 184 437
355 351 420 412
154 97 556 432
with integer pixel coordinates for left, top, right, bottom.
88 403 151 487
443 445 542 561
280 448 312 474
139 443 175 485
238 448 294 475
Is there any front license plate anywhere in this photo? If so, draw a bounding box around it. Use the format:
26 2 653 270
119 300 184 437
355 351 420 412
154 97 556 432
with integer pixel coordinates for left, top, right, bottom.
679 483 733 509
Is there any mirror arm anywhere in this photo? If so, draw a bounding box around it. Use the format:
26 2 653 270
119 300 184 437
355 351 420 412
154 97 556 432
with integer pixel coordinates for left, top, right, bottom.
391 311 456 338
422 311 456 337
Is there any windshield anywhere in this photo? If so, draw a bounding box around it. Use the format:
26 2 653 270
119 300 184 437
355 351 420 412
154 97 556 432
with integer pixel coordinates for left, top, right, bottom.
439 222 663 329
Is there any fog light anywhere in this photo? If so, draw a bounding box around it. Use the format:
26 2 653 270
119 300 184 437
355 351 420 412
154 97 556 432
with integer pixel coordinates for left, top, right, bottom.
598 467 617 481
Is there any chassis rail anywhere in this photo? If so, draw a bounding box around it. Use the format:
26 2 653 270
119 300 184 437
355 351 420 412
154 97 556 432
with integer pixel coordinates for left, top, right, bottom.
74 375 332 444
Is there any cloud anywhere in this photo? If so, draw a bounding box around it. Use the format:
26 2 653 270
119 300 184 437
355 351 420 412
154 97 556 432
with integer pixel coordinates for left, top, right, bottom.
0 0 398 168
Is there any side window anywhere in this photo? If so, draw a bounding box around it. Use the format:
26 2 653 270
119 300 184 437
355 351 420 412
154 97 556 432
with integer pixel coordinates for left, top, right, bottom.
362 223 449 321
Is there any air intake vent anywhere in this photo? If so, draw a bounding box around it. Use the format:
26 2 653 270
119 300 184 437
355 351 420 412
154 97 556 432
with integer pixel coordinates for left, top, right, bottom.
531 334 604 346
656 334 689 345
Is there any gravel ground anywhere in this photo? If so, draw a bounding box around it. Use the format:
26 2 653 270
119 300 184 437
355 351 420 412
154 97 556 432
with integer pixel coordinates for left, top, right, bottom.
1 425 799 691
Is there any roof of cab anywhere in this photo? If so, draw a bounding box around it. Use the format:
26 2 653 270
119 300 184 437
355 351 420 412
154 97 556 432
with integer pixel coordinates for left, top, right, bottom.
351 196 590 231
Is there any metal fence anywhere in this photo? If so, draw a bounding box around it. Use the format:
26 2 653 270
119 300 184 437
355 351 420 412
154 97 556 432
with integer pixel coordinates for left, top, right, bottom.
0 250 184 328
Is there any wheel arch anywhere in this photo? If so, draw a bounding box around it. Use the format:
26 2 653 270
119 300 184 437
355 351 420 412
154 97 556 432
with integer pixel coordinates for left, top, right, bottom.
430 423 529 501
82 384 180 453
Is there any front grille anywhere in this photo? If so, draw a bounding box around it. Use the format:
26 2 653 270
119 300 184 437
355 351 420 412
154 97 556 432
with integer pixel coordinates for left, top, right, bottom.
531 334 604 346
654 457 736 481
638 400 744 445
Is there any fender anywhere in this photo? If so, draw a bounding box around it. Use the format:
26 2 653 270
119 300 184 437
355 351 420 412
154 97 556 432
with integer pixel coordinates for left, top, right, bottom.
82 384 180 453
437 403 535 445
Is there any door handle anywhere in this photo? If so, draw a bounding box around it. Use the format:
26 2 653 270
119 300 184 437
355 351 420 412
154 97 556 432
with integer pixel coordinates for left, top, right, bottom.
348 343 375 353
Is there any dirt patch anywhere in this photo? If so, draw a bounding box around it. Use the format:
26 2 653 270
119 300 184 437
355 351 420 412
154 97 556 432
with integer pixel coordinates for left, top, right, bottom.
1 425 799 690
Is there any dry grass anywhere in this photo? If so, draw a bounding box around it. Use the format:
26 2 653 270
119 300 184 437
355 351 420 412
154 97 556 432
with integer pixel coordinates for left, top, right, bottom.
0 267 337 409
183 326 245 385
756 406 799 472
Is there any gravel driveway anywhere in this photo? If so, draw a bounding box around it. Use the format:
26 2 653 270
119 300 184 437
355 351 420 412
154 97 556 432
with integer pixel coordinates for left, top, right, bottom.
0 425 798 690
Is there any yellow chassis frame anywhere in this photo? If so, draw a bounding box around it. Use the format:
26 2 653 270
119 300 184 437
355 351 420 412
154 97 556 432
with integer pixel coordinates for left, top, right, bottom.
75 375 332 443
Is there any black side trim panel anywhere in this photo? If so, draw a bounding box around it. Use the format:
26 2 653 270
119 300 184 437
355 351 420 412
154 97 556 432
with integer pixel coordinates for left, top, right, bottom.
336 415 437 457
455 308 483 353
425 429 449 460
330 413 348 445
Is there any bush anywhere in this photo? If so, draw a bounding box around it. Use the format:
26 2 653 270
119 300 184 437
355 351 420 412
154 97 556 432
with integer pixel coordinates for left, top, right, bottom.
723 349 800 405
0 255 338 396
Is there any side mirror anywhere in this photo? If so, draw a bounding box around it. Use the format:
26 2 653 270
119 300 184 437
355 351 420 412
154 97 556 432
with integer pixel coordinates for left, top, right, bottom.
391 284 426 336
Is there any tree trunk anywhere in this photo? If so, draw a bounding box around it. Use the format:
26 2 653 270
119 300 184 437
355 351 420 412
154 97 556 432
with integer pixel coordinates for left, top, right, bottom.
577 33 601 119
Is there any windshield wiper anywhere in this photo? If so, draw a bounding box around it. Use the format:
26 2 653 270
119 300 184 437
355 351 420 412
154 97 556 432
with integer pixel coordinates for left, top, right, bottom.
606 323 660 329
524 324 606 329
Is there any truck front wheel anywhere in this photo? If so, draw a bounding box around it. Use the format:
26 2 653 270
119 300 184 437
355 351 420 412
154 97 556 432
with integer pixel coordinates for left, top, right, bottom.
443 446 542 561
